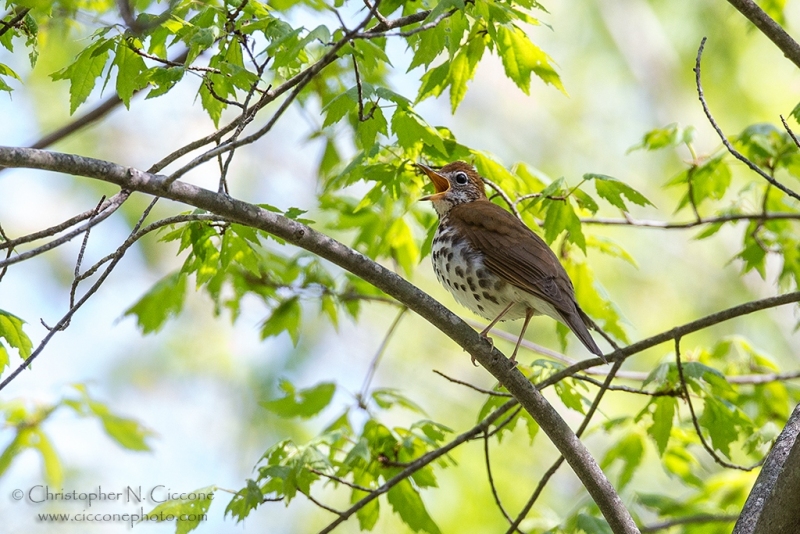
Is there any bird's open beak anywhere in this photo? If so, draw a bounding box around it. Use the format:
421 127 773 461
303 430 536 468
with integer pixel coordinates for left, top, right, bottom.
416 164 450 201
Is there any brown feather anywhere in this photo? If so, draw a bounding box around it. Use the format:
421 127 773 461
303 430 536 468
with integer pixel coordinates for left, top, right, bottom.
449 199 603 357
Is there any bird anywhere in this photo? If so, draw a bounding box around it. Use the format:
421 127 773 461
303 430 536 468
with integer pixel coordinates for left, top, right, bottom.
417 161 605 364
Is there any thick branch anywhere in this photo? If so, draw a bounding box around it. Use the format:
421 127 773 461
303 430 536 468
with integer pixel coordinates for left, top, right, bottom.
0 146 638 534
538 291 800 389
726 0 800 69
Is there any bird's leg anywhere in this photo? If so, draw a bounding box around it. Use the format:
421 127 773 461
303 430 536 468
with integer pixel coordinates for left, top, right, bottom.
510 308 534 364
472 302 515 366
479 302 515 338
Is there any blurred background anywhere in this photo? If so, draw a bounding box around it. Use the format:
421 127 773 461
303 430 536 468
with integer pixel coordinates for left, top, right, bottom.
1 0 800 532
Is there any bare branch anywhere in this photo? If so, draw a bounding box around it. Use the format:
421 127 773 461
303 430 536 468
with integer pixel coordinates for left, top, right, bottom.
0 193 126 251
726 0 800 70
780 114 800 149
484 431 524 533
0 7 30 38
0 211 229 390
358 306 408 405
538 291 800 389
674 337 762 471
0 192 130 269
694 37 800 202
581 212 800 228
433 369 512 397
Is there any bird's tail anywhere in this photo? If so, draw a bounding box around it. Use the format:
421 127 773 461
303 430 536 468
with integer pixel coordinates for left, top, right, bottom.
564 308 606 363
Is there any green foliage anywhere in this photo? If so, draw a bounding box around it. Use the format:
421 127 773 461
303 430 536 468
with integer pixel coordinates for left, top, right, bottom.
124 271 187 334
261 380 336 418
223 378 453 532
145 485 215 534
0 309 32 371
0 384 151 489
628 123 696 153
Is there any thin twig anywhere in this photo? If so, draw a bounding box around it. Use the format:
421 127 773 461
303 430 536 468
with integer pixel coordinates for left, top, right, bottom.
309 469 373 493
484 430 524 534
0 192 130 269
0 7 30 38
432 369 512 397
0 194 124 251
352 56 378 122
674 337 762 471
0 210 225 392
538 291 800 390
780 115 800 149
581 212 800 228
301 490 343 516
358 306 409 406
67 195 108 318
694 37 800 202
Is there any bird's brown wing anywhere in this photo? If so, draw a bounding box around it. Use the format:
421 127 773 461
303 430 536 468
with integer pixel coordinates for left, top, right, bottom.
450 201 604 357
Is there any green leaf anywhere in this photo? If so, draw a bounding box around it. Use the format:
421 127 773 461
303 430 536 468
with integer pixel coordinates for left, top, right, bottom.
51 38 113 114
322 86 358 127
84 396 153 451
408 23 446 70
354 485 380 530
96 413 153 451
576 514 612 534
143 66 185 99
113 40 147 107
698 397 747 459
601 432 643 490
587 173 654 211
30 429 63 487
0 62 21 92
260 298 302 345
225 479 263 522
391 109 446 154
372 389 426 414
792 101 800 124
0 309 33 367
386 479 441 534
627 123 695 152
146 485 215 534
199 76 225 126
124 272 187 334
648 397 676 456
261 380 336 419
448 34 484 112
495 24 562 94
543 199 585 251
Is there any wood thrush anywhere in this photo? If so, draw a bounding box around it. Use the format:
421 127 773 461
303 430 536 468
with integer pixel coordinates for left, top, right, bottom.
418 161 605 363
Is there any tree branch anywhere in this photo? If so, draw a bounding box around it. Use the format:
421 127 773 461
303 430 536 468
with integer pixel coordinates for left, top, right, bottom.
0 146 638 534
694 37 800 202
538 290 800 390
726 0 800 69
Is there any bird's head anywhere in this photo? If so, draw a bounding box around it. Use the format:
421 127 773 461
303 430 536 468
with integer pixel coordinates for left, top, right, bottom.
416 161 487 216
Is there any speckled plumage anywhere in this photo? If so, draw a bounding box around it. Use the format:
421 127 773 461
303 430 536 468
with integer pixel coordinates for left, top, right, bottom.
419 161 604 362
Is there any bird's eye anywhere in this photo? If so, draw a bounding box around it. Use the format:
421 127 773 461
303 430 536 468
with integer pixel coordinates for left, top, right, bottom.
454 172 468 185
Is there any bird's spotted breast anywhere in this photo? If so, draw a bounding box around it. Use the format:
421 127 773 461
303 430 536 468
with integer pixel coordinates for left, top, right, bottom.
431 218 532 321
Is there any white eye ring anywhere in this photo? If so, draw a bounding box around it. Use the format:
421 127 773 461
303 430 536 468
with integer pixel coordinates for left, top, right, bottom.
454 172 468 185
